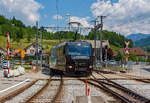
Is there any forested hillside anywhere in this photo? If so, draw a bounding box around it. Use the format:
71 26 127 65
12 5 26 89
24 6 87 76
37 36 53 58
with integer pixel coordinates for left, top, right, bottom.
0 15 35 42
126 33 150 42
0 15 133 50
135 36 150 49
87 29 133 49
0 15 82 41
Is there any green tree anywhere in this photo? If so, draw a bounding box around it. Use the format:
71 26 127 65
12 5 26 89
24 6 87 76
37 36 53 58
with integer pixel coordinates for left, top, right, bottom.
129 53 137 61
11 16 25 28
87 30 134 48
114 51 125 61
0 15 10 25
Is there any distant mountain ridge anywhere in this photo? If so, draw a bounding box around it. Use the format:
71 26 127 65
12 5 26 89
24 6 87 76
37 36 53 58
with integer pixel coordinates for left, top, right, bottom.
126 33 150 42
135 36 150 49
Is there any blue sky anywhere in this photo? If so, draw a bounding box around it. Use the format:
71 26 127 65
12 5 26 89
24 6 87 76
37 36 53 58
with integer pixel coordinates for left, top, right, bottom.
37 0 99 26
0 0 150 36
37 0 118 26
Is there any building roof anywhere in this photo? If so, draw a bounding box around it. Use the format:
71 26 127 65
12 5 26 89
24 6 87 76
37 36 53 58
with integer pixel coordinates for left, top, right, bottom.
120 47 146 56
12 49 20 55
84 40 110 48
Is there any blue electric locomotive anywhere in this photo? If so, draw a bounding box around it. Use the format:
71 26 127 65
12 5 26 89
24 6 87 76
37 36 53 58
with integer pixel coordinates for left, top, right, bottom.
50 41 93 75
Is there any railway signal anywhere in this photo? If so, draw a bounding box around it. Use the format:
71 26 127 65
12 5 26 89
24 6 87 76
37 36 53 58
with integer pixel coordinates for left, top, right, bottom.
35 21 39 70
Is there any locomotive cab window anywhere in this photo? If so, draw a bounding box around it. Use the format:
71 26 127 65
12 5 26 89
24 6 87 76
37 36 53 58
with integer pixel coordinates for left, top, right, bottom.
66 43 92 56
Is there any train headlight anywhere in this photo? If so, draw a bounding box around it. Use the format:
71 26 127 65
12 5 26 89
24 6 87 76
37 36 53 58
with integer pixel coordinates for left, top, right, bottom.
89 65 93 68
68 66 72 69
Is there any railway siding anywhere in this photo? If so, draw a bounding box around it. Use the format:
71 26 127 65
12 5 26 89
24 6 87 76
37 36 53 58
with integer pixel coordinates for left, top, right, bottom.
113 79 150 99
93 71 150 102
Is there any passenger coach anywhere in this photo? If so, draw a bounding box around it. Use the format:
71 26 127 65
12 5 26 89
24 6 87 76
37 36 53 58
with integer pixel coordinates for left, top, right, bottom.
50 41 93 75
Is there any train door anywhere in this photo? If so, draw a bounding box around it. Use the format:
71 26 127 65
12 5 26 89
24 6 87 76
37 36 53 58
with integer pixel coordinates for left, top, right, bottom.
57 46 66 71
50 48 56 68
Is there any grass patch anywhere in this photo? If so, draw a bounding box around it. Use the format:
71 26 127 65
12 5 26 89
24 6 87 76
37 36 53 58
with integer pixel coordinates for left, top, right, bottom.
0 35 67 53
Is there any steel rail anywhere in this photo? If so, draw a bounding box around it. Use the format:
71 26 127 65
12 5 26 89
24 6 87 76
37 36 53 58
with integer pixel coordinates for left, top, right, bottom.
25 77 52 103
94 69 150 82
95 72 150 103
115 73 150 83
0 79 38 102
25 76 63 103
51 75 63 103
79 79 131 103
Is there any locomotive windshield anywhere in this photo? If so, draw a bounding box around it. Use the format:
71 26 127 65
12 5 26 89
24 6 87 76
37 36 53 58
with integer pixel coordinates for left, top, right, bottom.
66 42 92 56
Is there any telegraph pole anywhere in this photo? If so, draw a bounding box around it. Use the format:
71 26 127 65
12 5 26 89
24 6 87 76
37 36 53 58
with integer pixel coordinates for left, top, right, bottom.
93 20 98 64
36 21 38 70
98 16 106 63
40 27 43 69
105 45 108 67
66 13 71 31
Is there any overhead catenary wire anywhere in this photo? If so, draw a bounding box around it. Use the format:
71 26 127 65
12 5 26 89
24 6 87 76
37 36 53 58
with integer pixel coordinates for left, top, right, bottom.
45 0 96 37
56 0 59 28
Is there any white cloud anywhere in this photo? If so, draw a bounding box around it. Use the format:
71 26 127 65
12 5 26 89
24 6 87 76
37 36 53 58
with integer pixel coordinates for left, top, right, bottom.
53 14 63 20
91 0 150 35
0 0 43 25
70 16 92 28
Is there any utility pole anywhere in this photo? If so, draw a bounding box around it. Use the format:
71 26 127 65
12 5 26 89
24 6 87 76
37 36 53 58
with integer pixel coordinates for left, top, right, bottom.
98 16 106 63
92 20 98 64
40 27 43 69
94 20 97 64
79 27 81 40
77 23 81 40
66 13 71 31
35 21 38 70
105 45 108 67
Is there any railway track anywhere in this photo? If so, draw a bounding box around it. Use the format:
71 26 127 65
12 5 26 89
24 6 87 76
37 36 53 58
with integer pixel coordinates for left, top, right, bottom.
0 79 38 103
25 76 64 103
115 73 150 83
0 75 64 103
79 78 132 103
92 72 150 103
95 69 150 83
